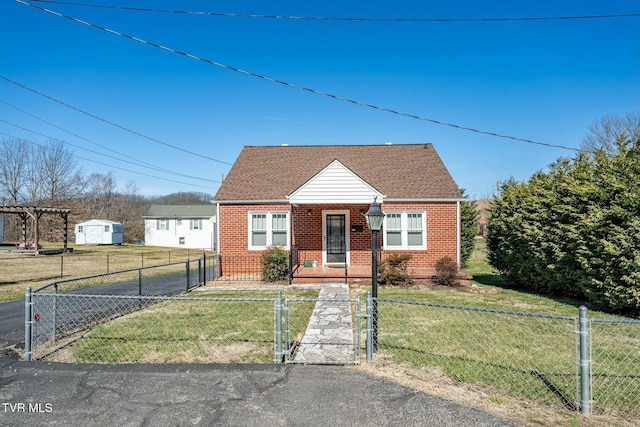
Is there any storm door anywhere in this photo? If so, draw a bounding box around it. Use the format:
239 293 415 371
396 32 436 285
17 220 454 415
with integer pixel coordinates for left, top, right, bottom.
325 214 346 264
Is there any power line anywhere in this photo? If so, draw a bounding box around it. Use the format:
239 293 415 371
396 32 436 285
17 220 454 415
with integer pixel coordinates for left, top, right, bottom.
28 0 640 22
15 1 581 152
1 98 167 172
0 75 234 166
0 130 218 190
0 119 220 184
0 99 220 182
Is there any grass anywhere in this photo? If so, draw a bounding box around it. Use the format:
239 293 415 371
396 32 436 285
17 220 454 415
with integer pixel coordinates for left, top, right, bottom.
46 289 319 364
354 237 640 426
24 237 640 425
0 243 215 302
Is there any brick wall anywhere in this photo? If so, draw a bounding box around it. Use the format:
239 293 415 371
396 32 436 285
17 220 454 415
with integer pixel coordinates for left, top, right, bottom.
218 202 459 269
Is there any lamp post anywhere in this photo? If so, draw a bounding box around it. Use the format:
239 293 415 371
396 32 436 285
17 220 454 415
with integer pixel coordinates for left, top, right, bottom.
364 198 384 352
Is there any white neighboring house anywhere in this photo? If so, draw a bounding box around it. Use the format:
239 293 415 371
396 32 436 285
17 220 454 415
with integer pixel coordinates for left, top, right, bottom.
143 205 216 250
75 219 124 245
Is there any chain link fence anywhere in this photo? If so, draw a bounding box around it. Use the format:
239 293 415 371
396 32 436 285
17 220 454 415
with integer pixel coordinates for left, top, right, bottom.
590 318 640 418
283 297 362 365
1 249 213 284
373 297 640 420
22 281 639 421
25 259 211 360
38 295 278 364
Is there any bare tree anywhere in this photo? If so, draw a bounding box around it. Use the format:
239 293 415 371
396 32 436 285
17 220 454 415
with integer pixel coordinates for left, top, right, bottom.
24 143 44 204
37 140 83 204
83 172 117 219
0 138 29 204
581 112 640 155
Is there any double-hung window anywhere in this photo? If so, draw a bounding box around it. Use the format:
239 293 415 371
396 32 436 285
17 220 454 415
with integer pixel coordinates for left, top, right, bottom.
249 212 289 250
190 219 202 230
383 211 426 249
156 219 169 231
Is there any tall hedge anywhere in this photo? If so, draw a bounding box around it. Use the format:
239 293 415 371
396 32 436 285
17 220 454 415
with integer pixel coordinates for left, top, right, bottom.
460 190 479 265
487 135 640 316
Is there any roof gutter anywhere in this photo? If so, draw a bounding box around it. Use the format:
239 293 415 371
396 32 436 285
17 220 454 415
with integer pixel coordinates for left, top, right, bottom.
382 198 466 203
214 197 464 204
213 199 290 205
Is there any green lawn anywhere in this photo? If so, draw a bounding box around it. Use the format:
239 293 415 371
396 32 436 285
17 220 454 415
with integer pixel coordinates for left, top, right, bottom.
367 238 640 424
46 290 318 364
40 238 639 425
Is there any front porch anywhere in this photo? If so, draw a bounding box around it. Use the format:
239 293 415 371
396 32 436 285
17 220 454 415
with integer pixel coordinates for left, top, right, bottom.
290 262 437 284
211 251 438 285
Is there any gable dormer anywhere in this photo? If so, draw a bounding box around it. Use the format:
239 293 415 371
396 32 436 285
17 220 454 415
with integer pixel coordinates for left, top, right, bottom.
287 160 384 204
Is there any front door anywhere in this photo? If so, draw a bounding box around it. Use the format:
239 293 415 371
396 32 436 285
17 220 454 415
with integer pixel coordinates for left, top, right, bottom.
325 214 347 264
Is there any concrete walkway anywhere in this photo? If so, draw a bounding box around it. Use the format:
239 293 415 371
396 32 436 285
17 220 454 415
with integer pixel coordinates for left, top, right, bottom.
293 283 358 364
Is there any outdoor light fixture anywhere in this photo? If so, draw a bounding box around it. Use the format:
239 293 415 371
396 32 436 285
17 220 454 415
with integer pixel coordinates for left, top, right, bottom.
365 198 384 352
364 199 384 232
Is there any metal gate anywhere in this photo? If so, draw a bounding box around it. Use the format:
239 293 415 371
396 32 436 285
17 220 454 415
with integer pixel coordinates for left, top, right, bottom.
282 297 362 365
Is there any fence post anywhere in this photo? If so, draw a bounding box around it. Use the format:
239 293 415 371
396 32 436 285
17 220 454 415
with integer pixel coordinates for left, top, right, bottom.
185 260 190 292
578 306 592 415
203 253 207 285
52 283 58 342
366 291 373 363
288 249 293 285
24 287 33 361
274 291 283 363
138 268 142 296
60 255 64 279
284 297 290 362
198 258 202 284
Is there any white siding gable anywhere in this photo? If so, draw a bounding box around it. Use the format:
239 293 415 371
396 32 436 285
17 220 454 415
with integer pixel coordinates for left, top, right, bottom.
287 160 384 204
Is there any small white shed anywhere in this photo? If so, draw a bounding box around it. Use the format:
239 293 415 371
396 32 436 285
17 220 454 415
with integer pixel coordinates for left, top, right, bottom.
75 219 124 245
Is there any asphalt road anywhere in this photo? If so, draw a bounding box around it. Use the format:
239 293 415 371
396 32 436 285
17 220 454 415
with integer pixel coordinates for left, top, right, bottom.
0 299 23 359
0 362 521 427
0 271 196 361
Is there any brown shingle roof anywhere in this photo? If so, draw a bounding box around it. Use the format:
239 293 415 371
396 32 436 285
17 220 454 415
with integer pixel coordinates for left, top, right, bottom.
213 144 462 202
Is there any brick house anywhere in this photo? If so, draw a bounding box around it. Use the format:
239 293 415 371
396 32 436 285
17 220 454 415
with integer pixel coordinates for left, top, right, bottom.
212 143 463 280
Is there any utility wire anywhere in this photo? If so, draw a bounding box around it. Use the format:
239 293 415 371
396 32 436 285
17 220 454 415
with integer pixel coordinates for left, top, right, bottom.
0 74 234 165
28 0 640 22
16 0 581 152
0 130 217 190
1 98 171 173
0 118 220 184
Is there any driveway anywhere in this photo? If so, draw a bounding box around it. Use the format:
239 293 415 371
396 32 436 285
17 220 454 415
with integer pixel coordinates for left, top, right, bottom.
0 361 520 426
0 271 193 361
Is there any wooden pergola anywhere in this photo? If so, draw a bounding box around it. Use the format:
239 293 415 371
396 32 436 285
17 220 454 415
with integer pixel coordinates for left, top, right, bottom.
0 206 71 256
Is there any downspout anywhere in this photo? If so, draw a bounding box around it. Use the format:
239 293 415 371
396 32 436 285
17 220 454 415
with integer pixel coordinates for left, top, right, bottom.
216 203 221 253
456 200 461 270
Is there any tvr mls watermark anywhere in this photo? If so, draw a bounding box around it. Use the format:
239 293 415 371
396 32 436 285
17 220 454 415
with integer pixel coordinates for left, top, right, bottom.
2 402 53 413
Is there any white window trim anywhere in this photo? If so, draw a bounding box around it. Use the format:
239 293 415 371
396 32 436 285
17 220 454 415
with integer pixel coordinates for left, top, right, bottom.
248 211 290 250
383 210 427 250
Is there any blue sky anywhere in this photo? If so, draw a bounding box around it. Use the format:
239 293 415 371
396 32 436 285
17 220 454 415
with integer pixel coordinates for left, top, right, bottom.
1 0 638 199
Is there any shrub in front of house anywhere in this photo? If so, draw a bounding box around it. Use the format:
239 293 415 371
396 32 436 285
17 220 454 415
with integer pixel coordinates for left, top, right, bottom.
261 246 289 282
378 253 414 286
434 256 459 287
